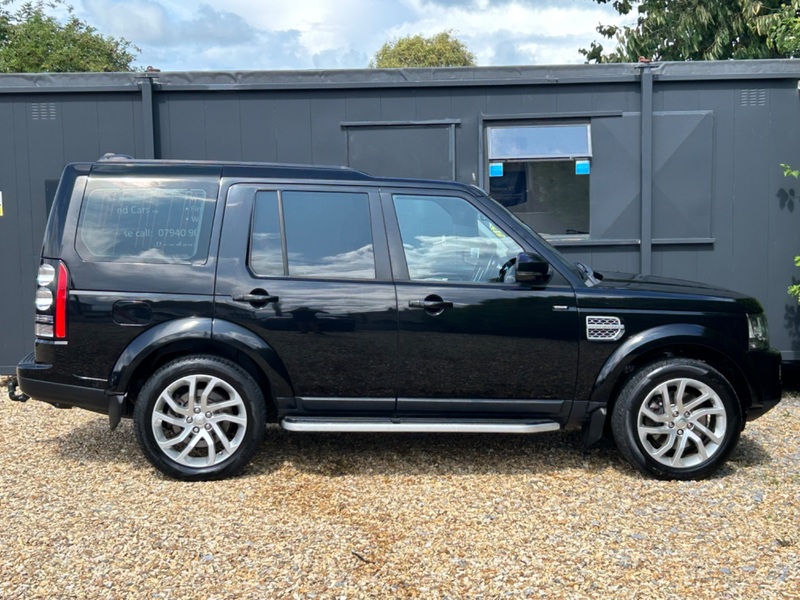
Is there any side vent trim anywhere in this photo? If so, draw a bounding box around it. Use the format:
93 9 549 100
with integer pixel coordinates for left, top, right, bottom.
586 316 624 342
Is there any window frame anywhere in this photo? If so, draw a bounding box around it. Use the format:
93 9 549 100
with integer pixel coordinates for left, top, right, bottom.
484 121 593 241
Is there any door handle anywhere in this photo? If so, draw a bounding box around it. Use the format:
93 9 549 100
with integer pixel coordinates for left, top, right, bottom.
408 299 453 310
232 292 279 304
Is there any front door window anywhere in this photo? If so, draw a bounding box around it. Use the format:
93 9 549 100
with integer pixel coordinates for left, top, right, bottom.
394 194 522 283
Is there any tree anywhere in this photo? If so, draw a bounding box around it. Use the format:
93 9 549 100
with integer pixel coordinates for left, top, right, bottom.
0 0 138 72
581 0 800 63
370 30 475 68
768 5 800 56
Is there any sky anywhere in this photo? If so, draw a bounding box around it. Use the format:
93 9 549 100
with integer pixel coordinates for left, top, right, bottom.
55 0 631 72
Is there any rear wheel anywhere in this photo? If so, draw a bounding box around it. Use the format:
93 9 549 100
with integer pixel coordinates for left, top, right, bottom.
134 356 266 480
611 358 742 480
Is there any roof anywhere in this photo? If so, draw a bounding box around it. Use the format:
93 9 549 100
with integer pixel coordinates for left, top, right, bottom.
85 156 480 193
2 60 800 95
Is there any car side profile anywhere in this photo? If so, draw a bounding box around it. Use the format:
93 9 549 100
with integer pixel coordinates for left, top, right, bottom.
13 156 782 481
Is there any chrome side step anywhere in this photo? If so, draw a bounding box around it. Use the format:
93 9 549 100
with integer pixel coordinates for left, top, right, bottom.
280 417 560 434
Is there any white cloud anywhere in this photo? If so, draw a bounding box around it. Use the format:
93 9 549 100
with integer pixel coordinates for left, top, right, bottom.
82 0 170 45
383 1 629 65
21 0 631 71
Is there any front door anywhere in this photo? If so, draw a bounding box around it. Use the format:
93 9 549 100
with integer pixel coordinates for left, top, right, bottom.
215 184 398 416
385 191 578 419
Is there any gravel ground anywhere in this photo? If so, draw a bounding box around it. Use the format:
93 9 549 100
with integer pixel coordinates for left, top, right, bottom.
0 378 798 599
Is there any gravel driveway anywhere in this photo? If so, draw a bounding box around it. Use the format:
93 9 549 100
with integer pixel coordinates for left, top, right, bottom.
1 379 798 599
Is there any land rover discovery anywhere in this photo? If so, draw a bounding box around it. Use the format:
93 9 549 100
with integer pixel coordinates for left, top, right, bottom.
13 156 782 481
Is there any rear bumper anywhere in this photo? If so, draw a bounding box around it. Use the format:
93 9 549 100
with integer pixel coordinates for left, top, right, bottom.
743 348 782 421
16 352 110 415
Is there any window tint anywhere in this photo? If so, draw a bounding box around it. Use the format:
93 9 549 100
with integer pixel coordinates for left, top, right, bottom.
250 190 375 280
490 161 590 236
394 195 522 283
76 176 218 263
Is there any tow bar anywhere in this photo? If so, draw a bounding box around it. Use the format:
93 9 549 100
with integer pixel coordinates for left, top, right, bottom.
7 377 29 402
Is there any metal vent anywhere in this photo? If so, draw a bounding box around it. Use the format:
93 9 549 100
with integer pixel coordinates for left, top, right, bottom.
739 89 766 107
30 102 57 120
586 316 625 342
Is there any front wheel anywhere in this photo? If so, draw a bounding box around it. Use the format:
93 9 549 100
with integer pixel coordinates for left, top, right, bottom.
611 358 742 480
134 356 266 480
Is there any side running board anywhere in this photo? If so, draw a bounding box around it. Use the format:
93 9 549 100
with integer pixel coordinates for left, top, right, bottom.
281 417 560 434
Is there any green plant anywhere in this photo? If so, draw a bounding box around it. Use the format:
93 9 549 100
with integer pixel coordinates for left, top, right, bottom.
0 0 138 72
370 30 475 68
781 163 800 302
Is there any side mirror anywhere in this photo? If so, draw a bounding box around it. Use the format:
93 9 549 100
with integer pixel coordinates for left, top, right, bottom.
515 252 552 284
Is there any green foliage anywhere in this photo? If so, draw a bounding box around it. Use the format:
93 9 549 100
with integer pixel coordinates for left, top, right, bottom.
790 279 800 302
768 5 800 56
781 164 800 302
370 30 476 68
781 163 800 179
0 0 138 73
581 0 800 63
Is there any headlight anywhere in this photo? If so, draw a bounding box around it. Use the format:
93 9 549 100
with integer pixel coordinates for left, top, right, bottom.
747 312 769 351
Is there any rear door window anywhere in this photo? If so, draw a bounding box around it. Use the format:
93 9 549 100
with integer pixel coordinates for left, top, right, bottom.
250 190 375 279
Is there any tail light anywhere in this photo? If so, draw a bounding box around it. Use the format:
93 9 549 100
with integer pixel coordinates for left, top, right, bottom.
34 261 69 340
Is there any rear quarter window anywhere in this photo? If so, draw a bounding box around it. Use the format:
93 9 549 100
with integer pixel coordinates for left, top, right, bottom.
76 175 219 264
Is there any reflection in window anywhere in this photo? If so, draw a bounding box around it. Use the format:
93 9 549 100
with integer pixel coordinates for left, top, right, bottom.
488 124 591 159
76 178 217 264
250 190 375 280
394 195 522 283
251 191 284 276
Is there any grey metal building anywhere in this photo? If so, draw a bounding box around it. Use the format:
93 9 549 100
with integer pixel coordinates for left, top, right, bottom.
2 60 800 373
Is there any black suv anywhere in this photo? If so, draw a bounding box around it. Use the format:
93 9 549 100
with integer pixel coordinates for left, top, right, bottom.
14 157 781 481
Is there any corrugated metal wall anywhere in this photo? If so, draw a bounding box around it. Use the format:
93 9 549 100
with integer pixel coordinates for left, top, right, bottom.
1 62 799 373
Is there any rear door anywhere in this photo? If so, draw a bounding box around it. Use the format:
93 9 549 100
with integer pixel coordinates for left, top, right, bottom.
384 189 579 419
214 183 398 416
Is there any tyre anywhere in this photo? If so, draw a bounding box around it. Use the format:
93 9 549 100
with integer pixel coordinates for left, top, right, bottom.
134 355 266 481
611 358 742 480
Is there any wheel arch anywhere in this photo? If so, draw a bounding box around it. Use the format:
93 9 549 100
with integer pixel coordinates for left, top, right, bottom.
108 317 292 421
590 324 751 423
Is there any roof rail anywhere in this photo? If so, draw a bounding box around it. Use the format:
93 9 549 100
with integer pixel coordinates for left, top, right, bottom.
98 153 134 161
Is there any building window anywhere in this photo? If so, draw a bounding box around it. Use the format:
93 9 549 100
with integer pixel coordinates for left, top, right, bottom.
488 124 591 159
487 124 591 238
